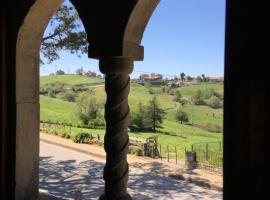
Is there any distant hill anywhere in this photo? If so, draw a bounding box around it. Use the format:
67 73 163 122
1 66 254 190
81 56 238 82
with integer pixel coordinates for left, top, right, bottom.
40 75 223 154
40 75 223 132
40 74 104 86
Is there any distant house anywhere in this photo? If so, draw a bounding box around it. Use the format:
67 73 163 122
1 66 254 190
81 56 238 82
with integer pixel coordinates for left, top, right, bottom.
167 80 185 88
139 73 163 84
83 70 96 77
209 77 224 83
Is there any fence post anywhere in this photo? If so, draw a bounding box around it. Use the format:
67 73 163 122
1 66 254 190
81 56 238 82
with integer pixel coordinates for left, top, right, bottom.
219 141 222 152
160 144 162 161
191 144 194 152
167 145 169 162
152 145 154 158
206 143 209 161
175 146 177 164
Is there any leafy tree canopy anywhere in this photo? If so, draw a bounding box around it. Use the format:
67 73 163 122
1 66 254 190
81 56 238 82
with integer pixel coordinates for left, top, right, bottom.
40 4 88 64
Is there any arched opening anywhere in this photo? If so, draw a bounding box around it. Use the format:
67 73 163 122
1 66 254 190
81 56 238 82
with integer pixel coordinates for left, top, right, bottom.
2 0 269 199
16 0 224 199
131 0 225 187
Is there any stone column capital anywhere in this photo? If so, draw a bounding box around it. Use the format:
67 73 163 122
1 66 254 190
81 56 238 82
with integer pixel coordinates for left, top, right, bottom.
99 57 134 75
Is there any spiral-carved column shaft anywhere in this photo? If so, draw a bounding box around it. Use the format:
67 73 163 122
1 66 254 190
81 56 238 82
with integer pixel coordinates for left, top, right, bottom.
99 58 133 200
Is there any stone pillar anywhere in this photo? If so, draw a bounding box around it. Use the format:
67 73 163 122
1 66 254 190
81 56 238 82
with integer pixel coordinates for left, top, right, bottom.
99 58 133 200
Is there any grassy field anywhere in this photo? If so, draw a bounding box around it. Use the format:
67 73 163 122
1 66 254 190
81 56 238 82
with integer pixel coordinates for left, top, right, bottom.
40 75 223 162
40 74 104 86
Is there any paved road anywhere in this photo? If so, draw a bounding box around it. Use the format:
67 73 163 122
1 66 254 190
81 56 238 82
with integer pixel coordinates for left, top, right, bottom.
40 141 222 200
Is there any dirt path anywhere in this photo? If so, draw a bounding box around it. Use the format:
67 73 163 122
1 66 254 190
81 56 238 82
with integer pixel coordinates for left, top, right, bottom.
40 133 223 191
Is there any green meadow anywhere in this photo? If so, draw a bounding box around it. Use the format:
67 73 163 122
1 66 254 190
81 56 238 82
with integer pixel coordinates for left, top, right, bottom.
40 75 223 156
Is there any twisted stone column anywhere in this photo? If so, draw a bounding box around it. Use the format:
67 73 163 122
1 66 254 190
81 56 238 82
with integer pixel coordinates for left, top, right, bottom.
99 58 133 200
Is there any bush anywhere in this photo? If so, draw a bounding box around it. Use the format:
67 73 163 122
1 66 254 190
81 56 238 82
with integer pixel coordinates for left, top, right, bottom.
128 147 143 156
88 117 105 129
169 89 176 95
72 132 92 143
205 123 222 133
59 130 70 138
48 89 56 98
72 84 89 92
40 81 66 95
56 70 65 75
148 87 155 94
207 96 222 109
175 108 189 124
175 90 182 102
75 94 101 125
179 97 190 105
56 91 76 102
49 129 58 135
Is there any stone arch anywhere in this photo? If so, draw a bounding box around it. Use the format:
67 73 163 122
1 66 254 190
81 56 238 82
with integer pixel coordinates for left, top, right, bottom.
124 0 160 45
15 0 63 199
15 0 161 199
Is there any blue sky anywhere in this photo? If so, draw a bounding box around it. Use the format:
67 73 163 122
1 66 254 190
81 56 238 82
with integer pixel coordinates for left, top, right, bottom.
40 0 226 78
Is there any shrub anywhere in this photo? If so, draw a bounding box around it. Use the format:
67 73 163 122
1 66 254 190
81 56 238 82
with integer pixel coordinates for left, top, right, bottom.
72 132 92 143
49 129 58 135
179 97 190 105
148 87 155 94
175 90 182 102
56 69 65 75
207 96 222 109
72 84 89 92
205 123 222 133
193 89 204 105
56 91 76 102
74 93 101 125
48 89 56 98
59 130 70 138
175 108 189 124
169 89 176 95
128 147 143 156
88 117 105 129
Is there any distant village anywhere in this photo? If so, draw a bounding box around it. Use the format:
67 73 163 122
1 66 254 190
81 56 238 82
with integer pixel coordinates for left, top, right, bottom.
138 72 223 88
49 67 223 88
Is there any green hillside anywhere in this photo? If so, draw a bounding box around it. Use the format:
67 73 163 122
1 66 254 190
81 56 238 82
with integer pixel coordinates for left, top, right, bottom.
40 74 104 86
40 75 223 157
40 95 79 124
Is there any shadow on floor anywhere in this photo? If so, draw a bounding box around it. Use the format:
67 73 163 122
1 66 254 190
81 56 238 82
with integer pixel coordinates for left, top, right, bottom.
39 157 222 200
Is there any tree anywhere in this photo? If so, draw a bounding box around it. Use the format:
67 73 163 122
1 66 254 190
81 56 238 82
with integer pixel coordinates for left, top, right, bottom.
201 74 206 82
56 69 65 75
193 89 204 105
186 75 193 81
175 90 182 102
207 96 222 109
145 96 166 133
196 76 203 83
180 72 186 81
75 93 100 125
130 102 148 129
40 4 88 64
175 108 189 124
75 67 84 75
